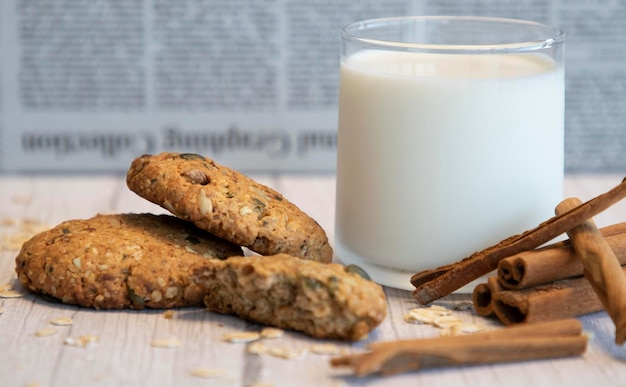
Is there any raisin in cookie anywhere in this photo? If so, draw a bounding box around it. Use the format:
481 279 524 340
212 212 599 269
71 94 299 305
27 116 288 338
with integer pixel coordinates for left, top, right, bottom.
126 152 333 263
15 213 242 309
191 254 387 340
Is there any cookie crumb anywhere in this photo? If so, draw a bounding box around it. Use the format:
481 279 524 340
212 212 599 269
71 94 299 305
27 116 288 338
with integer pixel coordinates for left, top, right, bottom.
163 310 175 319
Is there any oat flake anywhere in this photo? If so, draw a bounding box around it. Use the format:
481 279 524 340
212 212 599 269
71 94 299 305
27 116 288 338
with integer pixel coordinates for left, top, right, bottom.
190 367 225 379
310 343 342 356
268 347 306 360
150 338 181 348
405 305 453 324
65 335 99 348
0 290 24 298
1 217 16 227
35 327 58 337
433 315 463 329
260 327 284 339
50 317 74 326
441 323 485 336
0 283 12 292
223 331 260 343
249 382 274 387
247 341 268 355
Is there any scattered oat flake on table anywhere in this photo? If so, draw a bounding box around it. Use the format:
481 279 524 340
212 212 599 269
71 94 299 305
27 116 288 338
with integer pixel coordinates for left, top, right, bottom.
260 327 284 339
22 225 50 236
1 217 16 227
50 317 74 326
404 305 453 324
249 382 274 387
1 233 30 251
190 367 226 379
162 310 175 319
309 343 342 356
64 335 99 348
0 283 13 292
268 346 306 360
440 323 486 337
223 331 260 343
0 289 24 298
150 338 181 348
35 327 58 337
433 315 463 329
247 341 268 355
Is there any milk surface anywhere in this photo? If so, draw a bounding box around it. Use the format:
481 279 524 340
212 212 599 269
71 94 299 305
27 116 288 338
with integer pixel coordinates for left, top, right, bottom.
334 50 564 289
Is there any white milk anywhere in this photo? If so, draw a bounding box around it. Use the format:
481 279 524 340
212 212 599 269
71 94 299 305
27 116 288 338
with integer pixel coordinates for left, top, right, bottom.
334 50 564 289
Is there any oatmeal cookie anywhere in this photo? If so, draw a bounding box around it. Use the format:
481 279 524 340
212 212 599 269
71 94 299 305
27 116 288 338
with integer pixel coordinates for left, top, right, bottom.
15 213 242 309
191 254 387 340
126 152 333 263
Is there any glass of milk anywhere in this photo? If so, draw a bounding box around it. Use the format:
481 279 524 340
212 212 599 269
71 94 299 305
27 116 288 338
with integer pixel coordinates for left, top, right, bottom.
334 16 566 290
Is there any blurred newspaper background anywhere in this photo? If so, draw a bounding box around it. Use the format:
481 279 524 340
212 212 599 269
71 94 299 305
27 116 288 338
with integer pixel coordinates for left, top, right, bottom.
0 0 623 173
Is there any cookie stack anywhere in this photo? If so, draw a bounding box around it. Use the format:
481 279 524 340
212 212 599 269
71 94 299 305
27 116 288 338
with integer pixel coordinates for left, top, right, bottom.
15 152 387 340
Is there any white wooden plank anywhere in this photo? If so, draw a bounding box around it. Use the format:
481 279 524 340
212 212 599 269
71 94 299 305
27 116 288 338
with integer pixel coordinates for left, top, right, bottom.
1 174 626 387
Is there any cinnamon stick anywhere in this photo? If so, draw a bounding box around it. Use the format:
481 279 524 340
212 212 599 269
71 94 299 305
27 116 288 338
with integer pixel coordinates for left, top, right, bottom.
472 275 503 317
330 319 587 377
488 270 624 325
556 198 626 345
411 177 626 305
498 223 626 290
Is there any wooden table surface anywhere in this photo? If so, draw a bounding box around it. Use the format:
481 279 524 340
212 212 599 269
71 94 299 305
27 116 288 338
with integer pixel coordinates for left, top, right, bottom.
1 173 626 387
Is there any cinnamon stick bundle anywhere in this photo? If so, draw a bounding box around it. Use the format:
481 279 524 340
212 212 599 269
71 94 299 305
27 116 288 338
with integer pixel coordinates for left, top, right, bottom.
411 177 626 305
484 270 625 325
330 319 587 377
498 223 626 290
556 198 626 345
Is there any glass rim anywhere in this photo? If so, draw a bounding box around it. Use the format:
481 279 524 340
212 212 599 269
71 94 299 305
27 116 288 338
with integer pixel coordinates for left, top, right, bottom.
342 16 566 54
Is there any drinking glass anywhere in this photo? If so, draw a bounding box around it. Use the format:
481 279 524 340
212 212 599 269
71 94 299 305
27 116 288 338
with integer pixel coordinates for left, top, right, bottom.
334 16 566 289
